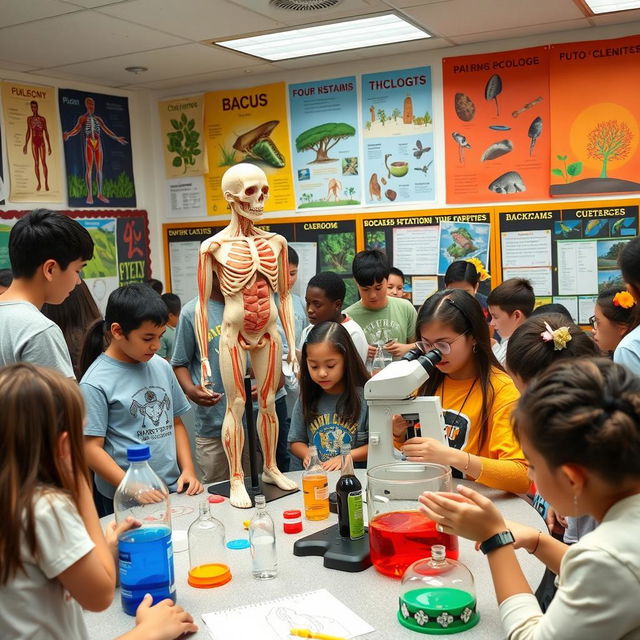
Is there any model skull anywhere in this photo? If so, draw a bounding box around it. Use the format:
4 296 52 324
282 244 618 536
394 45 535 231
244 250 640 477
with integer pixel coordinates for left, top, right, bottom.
221 163 269 220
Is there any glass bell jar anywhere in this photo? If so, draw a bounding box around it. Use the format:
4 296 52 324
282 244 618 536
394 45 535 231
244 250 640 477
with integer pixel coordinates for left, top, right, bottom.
398 545 478 634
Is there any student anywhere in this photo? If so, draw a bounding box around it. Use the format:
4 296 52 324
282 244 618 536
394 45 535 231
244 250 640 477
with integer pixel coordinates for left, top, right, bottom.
419 358 640 640
300 271 368 363
444 259 490 318
345 250 417 360
613 238 640 374
171 272 235 484
387 266 406 298
288 322 369 471
144 278 163 295
529 302 573 322
0 209 93 376
0 268 12 294
0 363 198 640
158 292 181 359
81 284 203 516
287 245 308 344
394 289 529 494
487 278 535 366
591 287 635 355
42 279 102 380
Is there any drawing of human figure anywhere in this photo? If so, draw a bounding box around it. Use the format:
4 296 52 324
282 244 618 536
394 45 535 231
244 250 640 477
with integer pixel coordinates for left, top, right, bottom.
22 100 51 192
63 96 128 204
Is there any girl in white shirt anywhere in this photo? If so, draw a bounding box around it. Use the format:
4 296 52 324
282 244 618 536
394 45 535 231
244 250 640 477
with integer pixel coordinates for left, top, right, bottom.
419 357 640 640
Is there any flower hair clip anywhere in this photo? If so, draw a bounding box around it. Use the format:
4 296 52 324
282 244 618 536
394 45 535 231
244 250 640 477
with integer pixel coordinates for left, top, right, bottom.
613 291 636 309
465 257 491 281
540 322 572 351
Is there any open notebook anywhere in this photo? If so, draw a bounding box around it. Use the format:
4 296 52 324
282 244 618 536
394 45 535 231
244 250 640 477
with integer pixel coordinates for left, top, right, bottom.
202 588 375 640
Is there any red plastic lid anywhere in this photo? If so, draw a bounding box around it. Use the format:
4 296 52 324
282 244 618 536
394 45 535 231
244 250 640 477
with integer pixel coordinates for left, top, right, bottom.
208 494 225 504
283 509 302 519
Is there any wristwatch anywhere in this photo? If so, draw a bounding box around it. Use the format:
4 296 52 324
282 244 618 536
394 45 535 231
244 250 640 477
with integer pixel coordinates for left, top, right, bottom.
479 530 515 555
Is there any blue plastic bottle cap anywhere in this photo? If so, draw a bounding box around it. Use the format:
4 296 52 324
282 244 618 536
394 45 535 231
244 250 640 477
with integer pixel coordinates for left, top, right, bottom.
127 444 150 461
227 538 250 550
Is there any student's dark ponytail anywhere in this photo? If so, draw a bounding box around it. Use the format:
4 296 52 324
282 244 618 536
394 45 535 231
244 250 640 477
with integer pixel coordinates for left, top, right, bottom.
79 319 106 378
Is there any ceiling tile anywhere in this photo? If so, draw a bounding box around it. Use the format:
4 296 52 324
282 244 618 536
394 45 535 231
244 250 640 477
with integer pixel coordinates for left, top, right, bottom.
0 58 40 72
61 0 130 7
0 0 79 28
383 0 452 8
0 12 187 68
96 0 284 41
589 11 640 25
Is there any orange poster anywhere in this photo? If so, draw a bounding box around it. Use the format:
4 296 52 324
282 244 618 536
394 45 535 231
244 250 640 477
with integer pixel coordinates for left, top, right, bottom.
443 47 550 204
550 36 640 197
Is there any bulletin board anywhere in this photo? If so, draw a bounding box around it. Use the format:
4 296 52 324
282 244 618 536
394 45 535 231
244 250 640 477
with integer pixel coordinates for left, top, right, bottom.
163 214 359 306
494 199 638 324
357 207 494 306
0 209 151 312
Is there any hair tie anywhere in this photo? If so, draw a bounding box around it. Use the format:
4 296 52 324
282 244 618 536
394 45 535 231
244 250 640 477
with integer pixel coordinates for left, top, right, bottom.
464 257 490 281
613 291 636 309
540 322 572 351
602 394 635 418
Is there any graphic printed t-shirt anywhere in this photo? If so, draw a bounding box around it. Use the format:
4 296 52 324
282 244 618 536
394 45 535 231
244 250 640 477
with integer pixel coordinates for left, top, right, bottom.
345 296 417 347
288 387 368 462
0 300 74 377
81 353 190 498
171 297 226 439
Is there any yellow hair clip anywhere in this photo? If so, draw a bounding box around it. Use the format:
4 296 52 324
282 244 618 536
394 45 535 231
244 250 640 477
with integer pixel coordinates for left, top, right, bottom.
465 257 490 281
540 322 572 351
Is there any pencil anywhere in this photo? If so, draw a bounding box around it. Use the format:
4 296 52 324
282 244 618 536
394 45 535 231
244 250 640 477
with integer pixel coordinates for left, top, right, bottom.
289 628 348 640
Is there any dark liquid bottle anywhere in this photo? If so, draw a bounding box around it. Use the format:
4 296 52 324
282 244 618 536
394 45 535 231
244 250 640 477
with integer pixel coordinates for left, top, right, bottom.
336 445 364 540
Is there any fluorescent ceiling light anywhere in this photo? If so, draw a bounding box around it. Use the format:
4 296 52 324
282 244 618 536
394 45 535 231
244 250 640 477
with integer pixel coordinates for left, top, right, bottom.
582 0 640 13
214 13 431 61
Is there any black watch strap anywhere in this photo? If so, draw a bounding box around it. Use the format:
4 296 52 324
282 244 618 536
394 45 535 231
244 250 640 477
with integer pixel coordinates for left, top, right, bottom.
479 530 515 555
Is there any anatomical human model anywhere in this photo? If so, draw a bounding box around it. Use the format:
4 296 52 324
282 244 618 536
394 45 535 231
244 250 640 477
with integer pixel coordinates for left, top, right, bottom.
195 163 298 508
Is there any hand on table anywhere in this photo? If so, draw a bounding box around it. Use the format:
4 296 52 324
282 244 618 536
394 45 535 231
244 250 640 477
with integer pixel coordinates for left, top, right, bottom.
177 471 203 495
134 594 198 640
320 456 342 472
187 384 223 407
418 484 507 542
402 437 452 464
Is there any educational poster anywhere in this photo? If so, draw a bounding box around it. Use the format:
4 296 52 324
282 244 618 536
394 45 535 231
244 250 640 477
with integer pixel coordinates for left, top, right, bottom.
550 36 640 197
1 82 64 202
289 76 360 209
166 176 206 218
361 67 435 205
59 89 136 208
117 215 151 286
289 241 317 299
158 95 207 178
0 219 16 269
442 47 550 204
438 220 490 275
203 82 295 215
0 127 5 204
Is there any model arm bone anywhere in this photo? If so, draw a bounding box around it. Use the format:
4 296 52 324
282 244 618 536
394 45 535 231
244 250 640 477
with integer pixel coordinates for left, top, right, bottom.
275 236 299 376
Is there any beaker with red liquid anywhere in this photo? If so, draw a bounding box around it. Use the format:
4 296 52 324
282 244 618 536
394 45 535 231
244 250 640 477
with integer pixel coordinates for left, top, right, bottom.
366 463 458 578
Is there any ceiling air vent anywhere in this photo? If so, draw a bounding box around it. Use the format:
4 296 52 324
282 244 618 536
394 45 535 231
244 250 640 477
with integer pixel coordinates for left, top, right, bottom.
269 0 342 11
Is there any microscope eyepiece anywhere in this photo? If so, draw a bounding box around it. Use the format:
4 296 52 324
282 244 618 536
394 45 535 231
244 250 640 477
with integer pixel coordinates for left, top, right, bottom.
417 348 442 373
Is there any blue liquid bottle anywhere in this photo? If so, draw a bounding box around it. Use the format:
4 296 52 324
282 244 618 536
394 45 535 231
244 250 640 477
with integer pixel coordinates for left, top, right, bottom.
114 444 175 616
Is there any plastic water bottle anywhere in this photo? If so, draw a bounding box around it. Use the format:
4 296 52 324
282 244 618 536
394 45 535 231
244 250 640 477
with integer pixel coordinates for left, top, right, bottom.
249 494 277 580
114 444 175 616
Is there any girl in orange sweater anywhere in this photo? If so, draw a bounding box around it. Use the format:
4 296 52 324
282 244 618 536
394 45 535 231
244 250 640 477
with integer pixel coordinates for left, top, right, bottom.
393 288 528 494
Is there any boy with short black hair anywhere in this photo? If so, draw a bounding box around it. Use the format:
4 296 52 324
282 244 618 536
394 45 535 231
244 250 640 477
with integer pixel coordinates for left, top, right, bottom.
487 277 535 366
300 271 368 362
158 292 181 359
345 250 417 360
0 209 93 376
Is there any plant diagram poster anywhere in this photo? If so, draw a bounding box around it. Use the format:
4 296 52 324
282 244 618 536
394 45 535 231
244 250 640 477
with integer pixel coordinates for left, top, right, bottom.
289 76 360 209
438 220 490 275
361 66 435 205
1 82 64 203
59 89 136 208
203 82 295 215
549 35 640 197
442 47 550 204
158 95 207 178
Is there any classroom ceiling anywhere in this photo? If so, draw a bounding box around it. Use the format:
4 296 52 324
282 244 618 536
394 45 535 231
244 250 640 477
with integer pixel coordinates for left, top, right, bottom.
0 0 637 91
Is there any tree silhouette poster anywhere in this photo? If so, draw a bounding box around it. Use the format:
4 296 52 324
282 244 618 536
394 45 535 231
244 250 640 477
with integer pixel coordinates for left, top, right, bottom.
288 76 360 209
549 35 640 197
361 66 435 205
58 89 136 207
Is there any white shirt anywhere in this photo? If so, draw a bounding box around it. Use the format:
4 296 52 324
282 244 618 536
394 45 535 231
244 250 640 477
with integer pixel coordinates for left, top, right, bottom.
614 325 640 376
500 493 640 639
492 337 509 367
299 316 368 363
0 492 95 639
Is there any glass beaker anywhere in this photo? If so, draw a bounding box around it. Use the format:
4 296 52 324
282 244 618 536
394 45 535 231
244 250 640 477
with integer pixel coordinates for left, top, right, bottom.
367 463 458 578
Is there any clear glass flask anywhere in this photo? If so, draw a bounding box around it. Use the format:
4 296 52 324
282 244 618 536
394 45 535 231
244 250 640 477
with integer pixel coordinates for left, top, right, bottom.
249 494 277 580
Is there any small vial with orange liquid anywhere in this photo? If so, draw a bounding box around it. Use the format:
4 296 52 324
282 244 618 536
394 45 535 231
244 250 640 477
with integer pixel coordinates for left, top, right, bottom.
302 446 330 520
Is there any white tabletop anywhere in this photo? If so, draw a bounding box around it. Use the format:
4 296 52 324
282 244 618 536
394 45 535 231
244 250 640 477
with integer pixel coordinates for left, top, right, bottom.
87 472 545 640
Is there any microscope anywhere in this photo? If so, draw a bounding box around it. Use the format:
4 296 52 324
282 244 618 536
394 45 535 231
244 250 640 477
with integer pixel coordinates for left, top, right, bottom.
365 347 446 470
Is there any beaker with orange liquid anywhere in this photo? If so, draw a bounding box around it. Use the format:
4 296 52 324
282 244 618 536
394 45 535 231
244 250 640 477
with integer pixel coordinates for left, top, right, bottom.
366 463 458 578
302 446 330 520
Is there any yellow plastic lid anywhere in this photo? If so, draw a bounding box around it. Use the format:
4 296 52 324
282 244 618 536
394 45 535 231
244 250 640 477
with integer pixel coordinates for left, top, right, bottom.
188 563 232 588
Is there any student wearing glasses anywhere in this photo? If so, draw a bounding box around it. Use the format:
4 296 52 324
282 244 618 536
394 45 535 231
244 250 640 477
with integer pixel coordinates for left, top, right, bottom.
392 289 529 494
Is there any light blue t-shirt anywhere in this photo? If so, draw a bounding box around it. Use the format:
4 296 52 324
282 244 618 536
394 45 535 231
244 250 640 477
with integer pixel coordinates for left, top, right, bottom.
81 353 190 499
170 297 226 439
613 325 640 375
291 292 307 346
